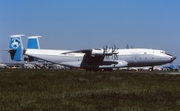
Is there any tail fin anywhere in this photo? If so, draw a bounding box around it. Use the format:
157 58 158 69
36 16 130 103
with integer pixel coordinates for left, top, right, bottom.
25 36 41 61
27 36 41 49
9 34 24 61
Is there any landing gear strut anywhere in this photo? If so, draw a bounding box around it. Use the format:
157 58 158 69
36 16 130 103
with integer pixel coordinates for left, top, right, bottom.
149 66 154 71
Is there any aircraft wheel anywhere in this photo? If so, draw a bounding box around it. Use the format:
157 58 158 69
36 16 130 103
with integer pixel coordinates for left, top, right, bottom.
148 67 154 71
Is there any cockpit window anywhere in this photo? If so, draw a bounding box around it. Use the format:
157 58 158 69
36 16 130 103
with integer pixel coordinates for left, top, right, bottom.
162 51 173 56
165 52 173 56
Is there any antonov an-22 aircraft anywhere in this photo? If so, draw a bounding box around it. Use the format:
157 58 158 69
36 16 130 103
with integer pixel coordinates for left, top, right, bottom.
8 34 176 71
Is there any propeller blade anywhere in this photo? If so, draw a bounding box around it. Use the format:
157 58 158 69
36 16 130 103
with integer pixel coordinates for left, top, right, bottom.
114 45 116 51
116 54 118 60
106 45 108 50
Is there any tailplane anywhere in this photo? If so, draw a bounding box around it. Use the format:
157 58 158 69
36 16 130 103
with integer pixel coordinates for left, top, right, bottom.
9 34 24 61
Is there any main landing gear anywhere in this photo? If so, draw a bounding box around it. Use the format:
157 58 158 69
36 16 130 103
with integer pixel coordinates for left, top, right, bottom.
148 66 154 71
85 68 113 71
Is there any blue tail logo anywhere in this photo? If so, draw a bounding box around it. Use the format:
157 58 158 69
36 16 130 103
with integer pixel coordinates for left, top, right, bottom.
9 34 24 61
10 37 21 49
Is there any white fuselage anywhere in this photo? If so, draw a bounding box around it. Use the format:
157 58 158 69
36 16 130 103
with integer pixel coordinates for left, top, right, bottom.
25 48 176 69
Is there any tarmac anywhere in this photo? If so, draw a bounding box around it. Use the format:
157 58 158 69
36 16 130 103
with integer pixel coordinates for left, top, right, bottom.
158 71 180 75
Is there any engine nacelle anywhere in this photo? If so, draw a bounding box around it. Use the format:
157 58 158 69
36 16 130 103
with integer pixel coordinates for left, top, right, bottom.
114 60 128 67
91 49 104 55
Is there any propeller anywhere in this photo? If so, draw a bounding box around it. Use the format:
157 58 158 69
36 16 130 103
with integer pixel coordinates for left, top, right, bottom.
103 45 109 60
103 45 119 61
112 45 119 60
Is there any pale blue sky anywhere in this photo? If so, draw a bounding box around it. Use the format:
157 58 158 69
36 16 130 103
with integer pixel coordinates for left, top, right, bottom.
0 0 180 64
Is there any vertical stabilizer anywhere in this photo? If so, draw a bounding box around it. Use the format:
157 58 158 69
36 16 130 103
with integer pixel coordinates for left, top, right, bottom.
9 34 24 61
27 36 41 49
25 36 41 61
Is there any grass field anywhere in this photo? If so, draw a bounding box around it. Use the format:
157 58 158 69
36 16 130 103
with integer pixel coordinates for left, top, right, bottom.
0 69 180 111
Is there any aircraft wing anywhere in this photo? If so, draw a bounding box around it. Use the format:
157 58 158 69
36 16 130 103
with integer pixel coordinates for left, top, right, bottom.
61 48 128 68
62 48 107 56
62 49 93 54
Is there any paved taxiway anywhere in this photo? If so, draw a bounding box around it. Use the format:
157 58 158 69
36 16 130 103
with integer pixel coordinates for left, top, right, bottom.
158 72 180 75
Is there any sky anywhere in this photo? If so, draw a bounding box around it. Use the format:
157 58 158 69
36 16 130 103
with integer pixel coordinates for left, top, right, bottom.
0 0 180 64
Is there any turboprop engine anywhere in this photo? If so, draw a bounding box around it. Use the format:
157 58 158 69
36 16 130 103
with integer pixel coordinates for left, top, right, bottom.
91 49 104 55
91 45 119 60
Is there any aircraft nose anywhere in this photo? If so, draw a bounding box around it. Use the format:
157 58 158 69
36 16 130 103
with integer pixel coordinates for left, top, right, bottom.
171 56 177 61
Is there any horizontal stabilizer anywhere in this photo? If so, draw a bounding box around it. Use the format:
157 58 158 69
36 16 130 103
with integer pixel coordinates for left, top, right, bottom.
24 56 38 61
